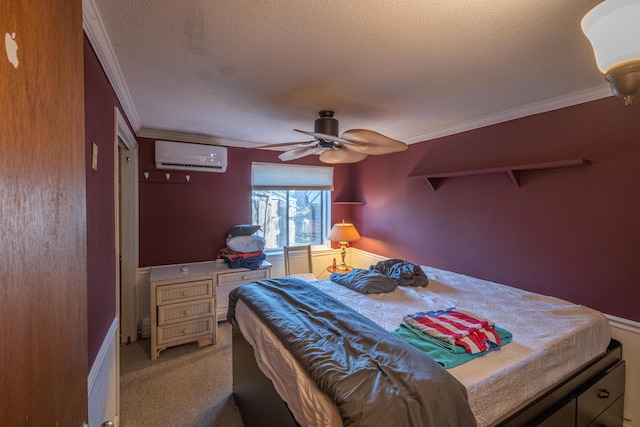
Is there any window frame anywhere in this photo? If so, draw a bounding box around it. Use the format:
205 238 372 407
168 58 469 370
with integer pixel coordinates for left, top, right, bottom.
251 162 333 252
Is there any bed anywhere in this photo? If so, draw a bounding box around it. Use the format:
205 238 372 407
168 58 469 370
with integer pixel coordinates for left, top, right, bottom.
229 264 624 427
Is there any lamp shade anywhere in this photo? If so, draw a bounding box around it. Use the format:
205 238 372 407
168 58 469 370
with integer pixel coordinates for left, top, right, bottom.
327 222 361 243
581 0 640 73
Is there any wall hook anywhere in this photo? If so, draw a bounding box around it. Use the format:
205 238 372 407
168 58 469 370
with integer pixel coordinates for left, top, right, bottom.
165 173 170 181
144 172 149 180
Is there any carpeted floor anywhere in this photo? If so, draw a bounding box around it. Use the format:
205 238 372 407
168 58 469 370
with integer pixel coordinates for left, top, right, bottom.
120 321 244 427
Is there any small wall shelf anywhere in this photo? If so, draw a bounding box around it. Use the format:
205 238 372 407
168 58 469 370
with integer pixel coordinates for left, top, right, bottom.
409 159 589 191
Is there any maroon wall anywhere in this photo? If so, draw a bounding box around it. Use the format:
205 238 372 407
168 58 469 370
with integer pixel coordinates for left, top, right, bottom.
138 138 353 267
352 96 640 322
84 36 123 365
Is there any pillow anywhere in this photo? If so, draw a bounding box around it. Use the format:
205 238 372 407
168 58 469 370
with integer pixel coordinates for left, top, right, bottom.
330 268 397 294
226 235 266 253
226 224 261 238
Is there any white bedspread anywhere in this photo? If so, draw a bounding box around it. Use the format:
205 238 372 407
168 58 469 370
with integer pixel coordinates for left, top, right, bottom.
235 265 611 427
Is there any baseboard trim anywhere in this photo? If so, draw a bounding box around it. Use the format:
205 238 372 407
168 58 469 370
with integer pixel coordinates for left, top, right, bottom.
88 318 118 391
88 317 119 427
606 313 640 335
606 314 639 427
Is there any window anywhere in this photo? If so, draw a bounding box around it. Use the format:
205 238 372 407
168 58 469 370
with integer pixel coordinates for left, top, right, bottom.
251 162 333 250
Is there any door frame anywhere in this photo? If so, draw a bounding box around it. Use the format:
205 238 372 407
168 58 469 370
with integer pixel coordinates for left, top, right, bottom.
115 106 138 424
115 106 138 344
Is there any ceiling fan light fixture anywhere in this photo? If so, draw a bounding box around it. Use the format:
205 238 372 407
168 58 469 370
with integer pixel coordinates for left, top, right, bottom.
581 0 640 104
263 110 406 164
314 110 339 137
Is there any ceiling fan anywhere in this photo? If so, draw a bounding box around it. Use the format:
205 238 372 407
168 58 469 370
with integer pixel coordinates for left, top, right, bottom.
261 110 408 164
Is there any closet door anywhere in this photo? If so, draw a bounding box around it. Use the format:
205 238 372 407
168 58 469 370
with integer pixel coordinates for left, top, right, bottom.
0 0 88 425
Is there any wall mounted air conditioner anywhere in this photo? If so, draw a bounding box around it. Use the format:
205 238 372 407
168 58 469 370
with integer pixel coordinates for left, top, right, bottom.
155 140 227 173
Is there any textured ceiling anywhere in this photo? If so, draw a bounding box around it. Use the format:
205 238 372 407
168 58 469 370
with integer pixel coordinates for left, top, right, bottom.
85 0 611 150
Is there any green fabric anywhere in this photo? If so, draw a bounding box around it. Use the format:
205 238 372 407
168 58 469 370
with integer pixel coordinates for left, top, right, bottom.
392 323 513 369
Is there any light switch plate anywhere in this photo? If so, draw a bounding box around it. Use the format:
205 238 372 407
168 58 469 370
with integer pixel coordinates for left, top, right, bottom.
91 143 98 170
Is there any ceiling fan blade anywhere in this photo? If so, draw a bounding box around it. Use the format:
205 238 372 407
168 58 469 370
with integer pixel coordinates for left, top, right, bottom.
319 148 368 164
279 146 322 161
340 129 408 155
259 140 316 149
294 129 352 145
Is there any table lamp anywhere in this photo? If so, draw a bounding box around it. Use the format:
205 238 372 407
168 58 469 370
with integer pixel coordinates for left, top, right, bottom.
327 220 361 270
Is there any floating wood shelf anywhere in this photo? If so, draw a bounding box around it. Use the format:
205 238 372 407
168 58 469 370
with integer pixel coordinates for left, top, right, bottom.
333 201 366 205
409 159 590 191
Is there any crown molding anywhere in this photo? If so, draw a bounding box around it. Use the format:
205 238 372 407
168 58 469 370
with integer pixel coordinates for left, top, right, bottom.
82 0 141 133
137 128 268 149
403 85 613 144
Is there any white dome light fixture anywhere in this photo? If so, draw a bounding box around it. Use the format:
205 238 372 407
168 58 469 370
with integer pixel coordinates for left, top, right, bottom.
582 0 640 105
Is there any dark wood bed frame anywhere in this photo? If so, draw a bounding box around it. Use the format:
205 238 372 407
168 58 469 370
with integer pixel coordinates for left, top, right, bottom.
231 319 624 427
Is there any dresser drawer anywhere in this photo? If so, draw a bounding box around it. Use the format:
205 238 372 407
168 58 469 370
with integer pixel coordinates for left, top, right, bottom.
586 396 623 427
217 268 269 286
577 360 625 427
537 398 576 427
157 299 213 326
157 317 213 345
156 279 212 305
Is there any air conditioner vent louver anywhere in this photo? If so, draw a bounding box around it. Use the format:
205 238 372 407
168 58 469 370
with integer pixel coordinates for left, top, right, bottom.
160 162 224 170
155 140 227 173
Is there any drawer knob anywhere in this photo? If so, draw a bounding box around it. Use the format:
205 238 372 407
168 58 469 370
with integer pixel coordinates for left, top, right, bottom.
183 310 189 315
182 291 187 296
182 329 188 334
597 389 610 399
242 275 247 280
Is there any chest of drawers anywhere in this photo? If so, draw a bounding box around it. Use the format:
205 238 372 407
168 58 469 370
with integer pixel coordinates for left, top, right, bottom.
149 262 217 360
216 262 271 320
149 260 272 359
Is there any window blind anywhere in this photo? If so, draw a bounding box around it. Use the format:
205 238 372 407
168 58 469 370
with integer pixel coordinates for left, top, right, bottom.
251 162 334 190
